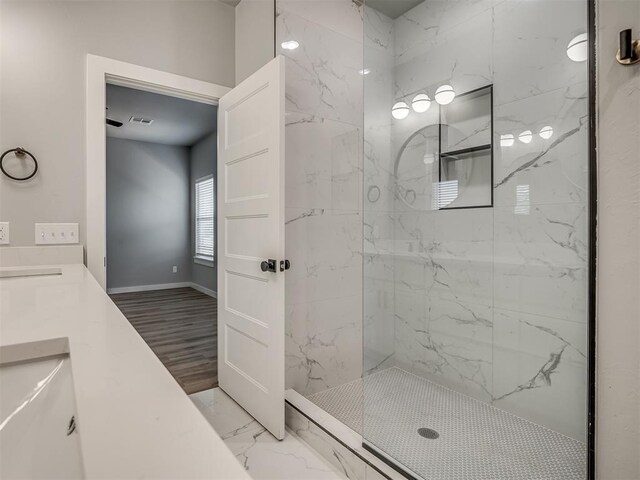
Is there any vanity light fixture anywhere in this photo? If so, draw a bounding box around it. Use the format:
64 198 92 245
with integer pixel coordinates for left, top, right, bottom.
539 126 554 139
359 68 371 75
566 33 588 62
518 130 533 144
412 93 432 113
434 85 456 105
281 40 300 50
392 101 410 120
500 134 515 147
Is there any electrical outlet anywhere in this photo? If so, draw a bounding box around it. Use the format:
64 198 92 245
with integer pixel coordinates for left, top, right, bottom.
0 222 9 245
35 223 79 245
172 266 178 273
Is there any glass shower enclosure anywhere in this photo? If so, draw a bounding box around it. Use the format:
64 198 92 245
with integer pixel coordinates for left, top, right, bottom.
278 0 591 478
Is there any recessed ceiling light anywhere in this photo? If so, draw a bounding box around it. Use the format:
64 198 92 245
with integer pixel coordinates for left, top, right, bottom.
281 40 300 51
359 68 371 75
391 101 410 120
567 33 588 62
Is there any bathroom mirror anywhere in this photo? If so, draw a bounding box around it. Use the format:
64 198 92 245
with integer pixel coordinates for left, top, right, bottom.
394 122 483 210
394 124 440 210
394 86 494 211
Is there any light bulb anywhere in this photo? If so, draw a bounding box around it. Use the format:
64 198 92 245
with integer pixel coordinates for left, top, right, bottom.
518 130 533 144
281 40 300 51
412 93 431 113
500 134 515 147
434 85 456 105
539 126 554 139
391 101 410 120
567 33 588 62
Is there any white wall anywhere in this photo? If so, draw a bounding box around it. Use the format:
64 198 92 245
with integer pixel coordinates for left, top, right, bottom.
595 0 640 478
235 0 274 83
106 138 191 290
0 1 235 248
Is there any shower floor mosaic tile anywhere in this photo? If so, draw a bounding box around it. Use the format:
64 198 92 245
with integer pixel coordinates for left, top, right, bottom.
307 368 586 480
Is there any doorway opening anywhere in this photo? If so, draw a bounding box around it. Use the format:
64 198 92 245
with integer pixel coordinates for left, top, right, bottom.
86 54 287 443
105 84 218 395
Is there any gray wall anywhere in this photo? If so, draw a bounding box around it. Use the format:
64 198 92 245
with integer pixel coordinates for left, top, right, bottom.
596 0 640 477
0 1 235 247
106 138 191 290
235 0 275 83
190 133 217 293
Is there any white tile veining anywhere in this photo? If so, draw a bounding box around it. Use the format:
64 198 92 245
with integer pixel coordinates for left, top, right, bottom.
191 388 346 480
279 0 365 397
361 0 589 442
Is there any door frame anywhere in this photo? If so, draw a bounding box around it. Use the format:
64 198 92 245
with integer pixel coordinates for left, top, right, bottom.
85 54 231 289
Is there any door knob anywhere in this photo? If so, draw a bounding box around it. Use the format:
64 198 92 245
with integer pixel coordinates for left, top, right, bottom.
261 259 277 272
280 259 291 272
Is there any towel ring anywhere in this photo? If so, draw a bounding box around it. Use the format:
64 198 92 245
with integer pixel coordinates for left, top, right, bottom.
1 147 38 181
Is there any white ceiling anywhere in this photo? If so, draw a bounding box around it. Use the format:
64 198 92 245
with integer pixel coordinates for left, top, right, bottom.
367 0 424 19
106 84 217 146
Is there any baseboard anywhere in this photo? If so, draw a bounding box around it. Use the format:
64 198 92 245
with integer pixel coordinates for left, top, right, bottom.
190 282 217 298
107 282 191 294
107 281 217 297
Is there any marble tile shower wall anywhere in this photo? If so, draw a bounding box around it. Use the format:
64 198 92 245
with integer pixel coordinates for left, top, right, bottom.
363 0 588 440
363 5 396 376
277 0 365 395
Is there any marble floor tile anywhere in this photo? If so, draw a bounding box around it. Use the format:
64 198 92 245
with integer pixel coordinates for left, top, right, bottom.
190 388 346 480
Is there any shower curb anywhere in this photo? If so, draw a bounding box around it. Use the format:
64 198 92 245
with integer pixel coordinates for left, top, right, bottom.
285 389 409 480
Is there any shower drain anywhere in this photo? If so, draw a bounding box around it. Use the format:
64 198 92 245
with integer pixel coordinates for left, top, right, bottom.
417 427 439 439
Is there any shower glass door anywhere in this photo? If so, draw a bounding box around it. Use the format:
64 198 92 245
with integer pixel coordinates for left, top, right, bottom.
362 0 590 478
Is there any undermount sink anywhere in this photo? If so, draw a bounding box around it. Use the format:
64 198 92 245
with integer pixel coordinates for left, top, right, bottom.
0 339 84 479
0 267 62 279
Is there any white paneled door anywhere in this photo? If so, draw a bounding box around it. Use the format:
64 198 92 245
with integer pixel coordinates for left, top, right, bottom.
217 56 286 440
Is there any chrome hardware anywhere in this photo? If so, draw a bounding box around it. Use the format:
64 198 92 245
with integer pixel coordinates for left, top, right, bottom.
617 29 640 65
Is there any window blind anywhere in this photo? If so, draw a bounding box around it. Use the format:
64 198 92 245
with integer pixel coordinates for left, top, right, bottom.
195 176 215 260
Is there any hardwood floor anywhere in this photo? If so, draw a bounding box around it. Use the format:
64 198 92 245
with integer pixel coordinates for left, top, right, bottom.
110 287 217 395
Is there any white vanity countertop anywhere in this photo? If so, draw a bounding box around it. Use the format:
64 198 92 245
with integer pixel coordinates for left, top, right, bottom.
0 264 250 480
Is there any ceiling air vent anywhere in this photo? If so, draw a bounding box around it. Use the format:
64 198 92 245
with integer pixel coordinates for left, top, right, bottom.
129 116 154 125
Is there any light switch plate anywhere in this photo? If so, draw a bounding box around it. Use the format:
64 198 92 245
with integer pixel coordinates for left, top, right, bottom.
35 223 79 245
0 222 9 245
